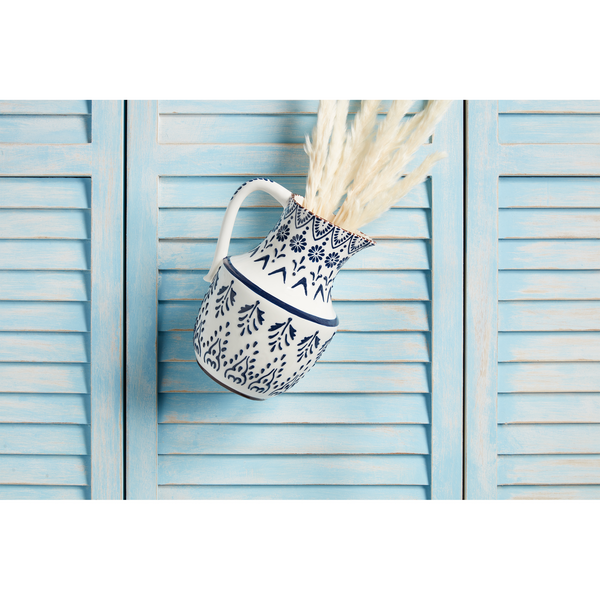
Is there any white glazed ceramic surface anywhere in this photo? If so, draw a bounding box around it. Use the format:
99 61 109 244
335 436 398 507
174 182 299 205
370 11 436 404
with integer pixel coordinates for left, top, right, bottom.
194 178 375 400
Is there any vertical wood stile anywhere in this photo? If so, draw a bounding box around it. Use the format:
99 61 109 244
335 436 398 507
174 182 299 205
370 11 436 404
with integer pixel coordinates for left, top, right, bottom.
465 101 500 498
90 101 124 499
430 100 464 499
126 101 159 499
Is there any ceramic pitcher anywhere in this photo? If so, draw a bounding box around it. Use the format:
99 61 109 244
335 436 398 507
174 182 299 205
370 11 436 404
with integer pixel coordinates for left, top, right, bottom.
193 178 375 400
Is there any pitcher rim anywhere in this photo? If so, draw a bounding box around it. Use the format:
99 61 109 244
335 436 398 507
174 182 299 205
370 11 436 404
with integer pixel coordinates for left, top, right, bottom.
290 194 376 247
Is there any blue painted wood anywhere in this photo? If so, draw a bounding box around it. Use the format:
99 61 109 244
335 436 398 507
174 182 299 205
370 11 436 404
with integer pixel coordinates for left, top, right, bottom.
499 100 600 113
0 393 90 424
499 144 600 176
497 485 600 500
0 301 90 331
158 485 428 500
499 300 600 331
465 101 499 499
498 455 600 485
0 332 90 362
158 207 430 240
499 362 600 393
498 208 600 239
499 271 600 300
0 240 91 270
0 485 90 499
158 393 430 424
128 100 462 500
0 100 124 499
0 177 91 208
498 332 600 362
0 363 90 393
499 240 600 270
158 424 430 454
497 393 600 424
158 331 430 363
430 100 463 500
0 209 90 239
158 270 431 302
498 423 600 454
499 114 600 144
0 455 89 485
0 115 91 144
0 100 91 114
158 300 431 332
90 101 124 499
158 455 430 485
498 177 600 208
126 101 159 499
0 424 90 454
159 176 430 208
157 100 426 114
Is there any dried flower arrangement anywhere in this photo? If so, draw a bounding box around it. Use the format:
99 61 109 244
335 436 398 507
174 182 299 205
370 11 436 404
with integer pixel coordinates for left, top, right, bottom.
301 100 452 233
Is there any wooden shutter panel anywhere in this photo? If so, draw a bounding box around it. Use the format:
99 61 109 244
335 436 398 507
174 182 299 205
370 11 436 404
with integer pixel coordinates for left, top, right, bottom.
466 100 600 499
127 100 463 499
0 101 124 499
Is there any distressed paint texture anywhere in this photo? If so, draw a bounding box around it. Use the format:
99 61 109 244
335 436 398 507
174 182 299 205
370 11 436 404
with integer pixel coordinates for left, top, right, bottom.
126 100 463 500
466 101 600 499
0 100 123 500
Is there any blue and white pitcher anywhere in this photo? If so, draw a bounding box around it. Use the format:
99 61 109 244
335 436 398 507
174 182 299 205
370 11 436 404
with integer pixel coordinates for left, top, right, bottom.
194 178 375 400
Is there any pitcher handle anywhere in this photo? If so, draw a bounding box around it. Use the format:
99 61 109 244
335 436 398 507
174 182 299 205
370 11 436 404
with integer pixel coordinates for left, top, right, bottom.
204 178 294 283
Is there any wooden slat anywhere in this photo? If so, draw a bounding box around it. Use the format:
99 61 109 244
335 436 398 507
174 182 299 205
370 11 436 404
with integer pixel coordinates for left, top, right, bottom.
0 115 91 144
158 454 430 485
0 301 89 332
498 362 600 393
158 485 428 500
0 209 90 239
158 207 430 240
0 100 91 114
0 177 91 208
158 270 431 302
158 239 431 270
499 271 600 301
0 455 89 485
499 144 600 176
158 424 429 455
159 176 431 209
498 455 600 485
499 300 600 331
499 114 600 144
0 271 90 301
0 332 89 363
498 177 600 208
158 300 430 332
0 424 90 454
159 362 430 394
498 423 600 454
497 485 600 500
498 393 600 424
0 393 89 423
498 332 600 362
499 209 600 239
0 485 89 499
158 393 430 424
498 100 600 113
0 240 91 270
159 331 430 363
499 240 600 270
0 145 93 176
90 100 124 499
157 100 425 114
0 363 90 393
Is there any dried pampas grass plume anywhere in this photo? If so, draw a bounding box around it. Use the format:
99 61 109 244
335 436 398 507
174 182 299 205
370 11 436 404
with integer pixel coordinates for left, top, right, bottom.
303 99 452 234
